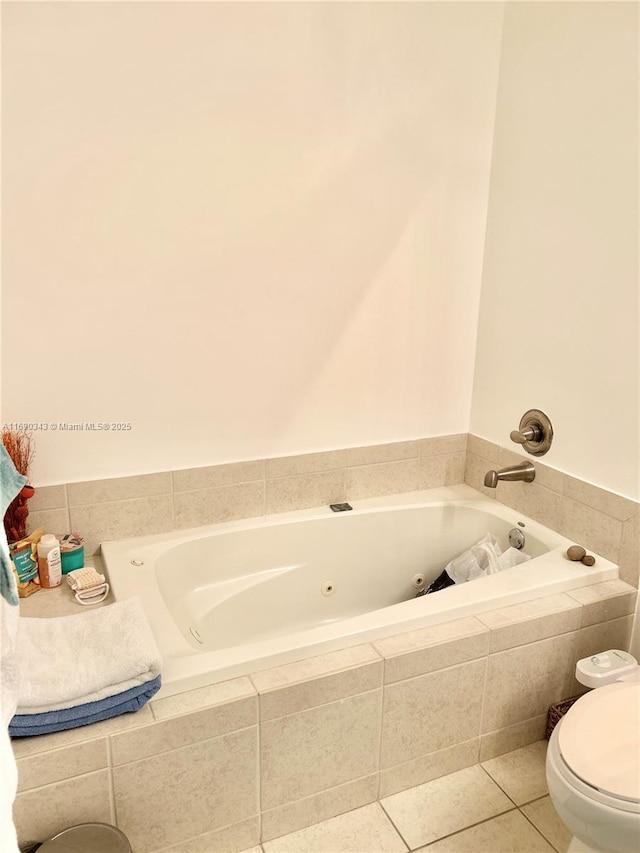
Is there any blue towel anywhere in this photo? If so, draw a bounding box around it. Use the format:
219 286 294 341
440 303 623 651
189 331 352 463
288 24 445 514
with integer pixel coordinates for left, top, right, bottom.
0 445 27 606
8 675 162 737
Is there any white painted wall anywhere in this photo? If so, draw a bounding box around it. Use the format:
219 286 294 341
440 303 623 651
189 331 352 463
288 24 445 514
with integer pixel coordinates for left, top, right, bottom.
470 2 639 500
2 2 503 485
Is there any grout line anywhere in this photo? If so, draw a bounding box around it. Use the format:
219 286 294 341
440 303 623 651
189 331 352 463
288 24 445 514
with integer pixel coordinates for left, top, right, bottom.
260 775 379 845
256 684 382 724
518 802 564 853
477 763 519 807
377 798 414 851
106 736 117 826
110 721 258 769
256 705 263 842
169 474 176 531
410 809 519 851
477 653 490 747
375 675 384 803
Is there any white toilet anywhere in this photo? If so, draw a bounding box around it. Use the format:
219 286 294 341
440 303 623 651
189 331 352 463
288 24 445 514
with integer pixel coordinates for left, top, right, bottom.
546 651 640 853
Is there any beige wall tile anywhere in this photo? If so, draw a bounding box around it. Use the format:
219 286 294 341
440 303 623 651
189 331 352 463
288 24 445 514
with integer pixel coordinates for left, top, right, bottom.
481 633 576 733
464 452 498 499
173 481 264 529
16 738 108 792
565 580 637 627
476 594 582 653
113 728 258 853
559 497 623 562
172 460 264 492
261 773 378 842
266 450 347 479
379 739 479 798
13 770 112 849
381 659 486 768
151 817 260 853
346 459 420 501
562 476 637 522
534 462 566 495
417 453 466 489
151 677 256 721
467 435 500 463
70 495 174 554
481 740 548 805
251 648 382 721
495 480 564 532
260 689 381 810
568 615 634 695
251 645 380 692
265 470 344 514
479 714 548 762
420 435 467 457
111 695 257 765
257 663 382 721
497 448 565 494
27 507 71 539
28 484 67 511
11 706 154 759
67 473 172 506
373 617 488 684
346 441 420 467
618 510 639 588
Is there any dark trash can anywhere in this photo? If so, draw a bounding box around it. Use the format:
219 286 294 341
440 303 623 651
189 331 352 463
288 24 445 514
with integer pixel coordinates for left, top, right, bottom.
37 823 131 853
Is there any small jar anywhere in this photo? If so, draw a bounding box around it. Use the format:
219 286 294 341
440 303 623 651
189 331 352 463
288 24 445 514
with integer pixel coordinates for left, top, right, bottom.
58 533 85 574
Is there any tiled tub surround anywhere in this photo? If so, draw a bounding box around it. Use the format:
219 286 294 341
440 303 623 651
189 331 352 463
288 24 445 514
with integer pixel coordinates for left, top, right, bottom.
27 433 638 588
13 580 636 852
465 436 640 589
17 434 638 848
27 436 468 556
102 487 618 697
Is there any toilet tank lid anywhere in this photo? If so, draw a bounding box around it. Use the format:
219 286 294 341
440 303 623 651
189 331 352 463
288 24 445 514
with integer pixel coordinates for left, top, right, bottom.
558 681 640 803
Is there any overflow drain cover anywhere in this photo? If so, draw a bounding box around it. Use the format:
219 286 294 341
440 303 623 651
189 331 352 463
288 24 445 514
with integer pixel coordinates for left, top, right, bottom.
190 627 203 644
321 581 336 597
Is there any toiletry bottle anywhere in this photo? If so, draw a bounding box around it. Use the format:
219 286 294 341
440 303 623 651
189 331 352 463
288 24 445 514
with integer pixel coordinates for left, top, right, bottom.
37 534 62 588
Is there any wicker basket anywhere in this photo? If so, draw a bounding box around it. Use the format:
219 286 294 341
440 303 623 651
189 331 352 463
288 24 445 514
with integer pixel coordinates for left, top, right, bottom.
546 696 581 739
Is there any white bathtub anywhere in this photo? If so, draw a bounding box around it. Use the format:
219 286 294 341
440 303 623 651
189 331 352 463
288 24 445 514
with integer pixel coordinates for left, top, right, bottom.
102 485 618 698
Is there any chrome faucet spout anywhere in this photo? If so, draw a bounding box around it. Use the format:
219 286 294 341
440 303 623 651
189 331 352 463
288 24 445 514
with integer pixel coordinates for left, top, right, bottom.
484 461 535 489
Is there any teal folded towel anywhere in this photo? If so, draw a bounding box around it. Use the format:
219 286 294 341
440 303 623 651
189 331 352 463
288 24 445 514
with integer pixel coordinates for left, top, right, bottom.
0 445 27 606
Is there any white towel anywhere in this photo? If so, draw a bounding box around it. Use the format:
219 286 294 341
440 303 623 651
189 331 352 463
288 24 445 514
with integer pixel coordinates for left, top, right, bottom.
1 532 20 853
15 597 162 714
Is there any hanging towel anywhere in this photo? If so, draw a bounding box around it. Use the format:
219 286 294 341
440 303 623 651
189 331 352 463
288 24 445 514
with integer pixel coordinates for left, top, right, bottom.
15 597 162 714
9 675 162 737
1 444 28 853
0 445 27 607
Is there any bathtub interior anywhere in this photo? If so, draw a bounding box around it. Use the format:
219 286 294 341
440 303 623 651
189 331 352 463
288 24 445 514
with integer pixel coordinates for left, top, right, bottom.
153 503 550 652
102 488 620 696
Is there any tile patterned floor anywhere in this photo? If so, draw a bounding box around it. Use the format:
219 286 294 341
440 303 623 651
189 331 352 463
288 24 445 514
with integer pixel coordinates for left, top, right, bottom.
246 740 574 853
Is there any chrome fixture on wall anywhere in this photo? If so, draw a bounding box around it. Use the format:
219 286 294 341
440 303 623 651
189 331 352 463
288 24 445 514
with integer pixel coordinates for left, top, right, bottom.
510 409 554 456
484 461 536 489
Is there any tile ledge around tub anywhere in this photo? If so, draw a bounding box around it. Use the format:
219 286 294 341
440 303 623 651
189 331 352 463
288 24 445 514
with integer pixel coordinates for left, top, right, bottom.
150 676 257 721
564 579 637 603
248 643 382 694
